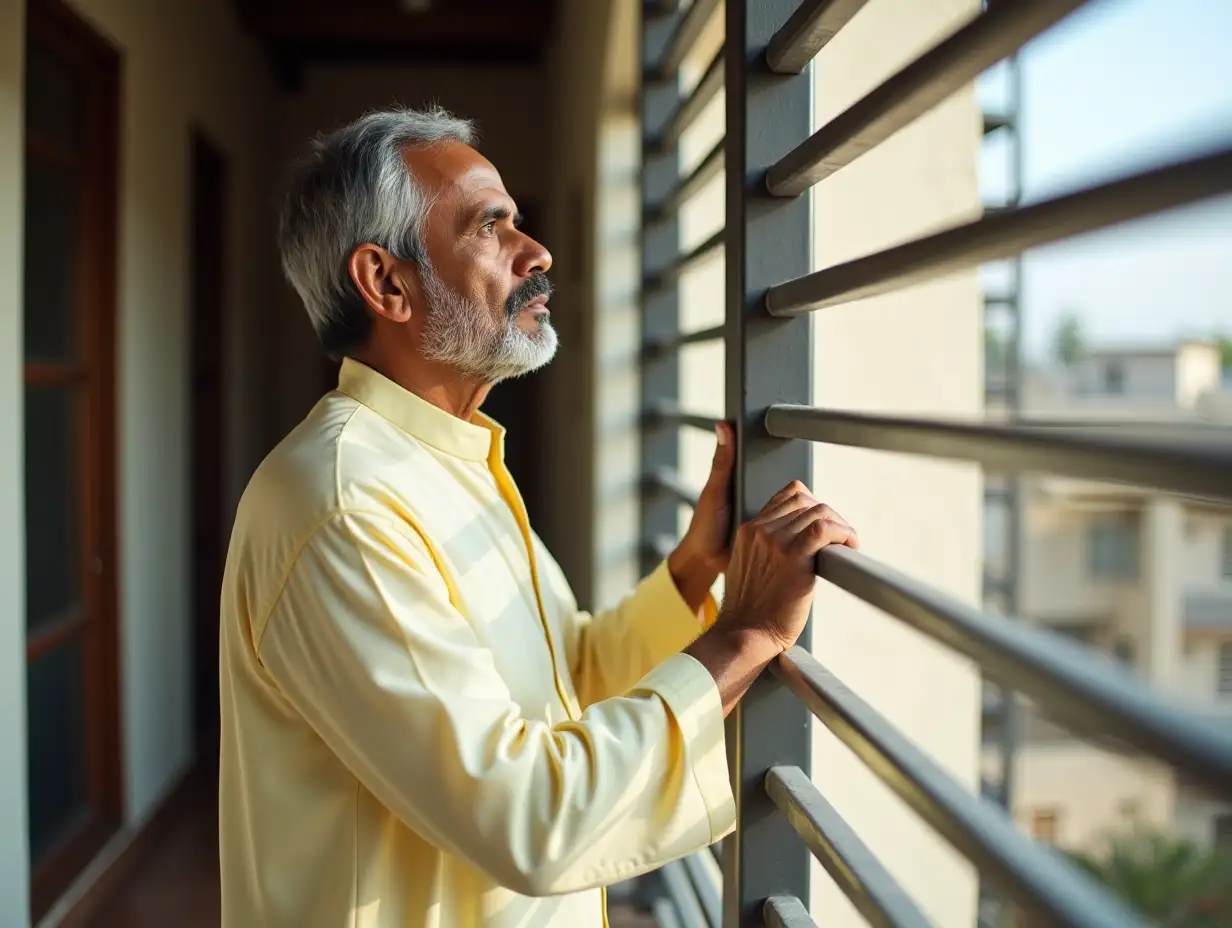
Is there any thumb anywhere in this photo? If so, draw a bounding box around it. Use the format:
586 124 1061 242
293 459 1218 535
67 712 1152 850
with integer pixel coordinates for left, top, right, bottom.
702 422 735 496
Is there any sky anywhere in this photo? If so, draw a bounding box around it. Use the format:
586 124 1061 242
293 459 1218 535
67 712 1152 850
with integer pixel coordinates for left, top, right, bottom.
976 0 1232 363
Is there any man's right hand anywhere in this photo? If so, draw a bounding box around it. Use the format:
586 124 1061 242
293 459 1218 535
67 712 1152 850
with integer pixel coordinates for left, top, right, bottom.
720 480 858 653
684 481 858 716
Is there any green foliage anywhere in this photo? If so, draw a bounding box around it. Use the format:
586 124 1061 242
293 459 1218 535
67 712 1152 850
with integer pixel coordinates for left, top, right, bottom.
1052 311 1086 367
1065 819 1232 926
1214 334 1232 370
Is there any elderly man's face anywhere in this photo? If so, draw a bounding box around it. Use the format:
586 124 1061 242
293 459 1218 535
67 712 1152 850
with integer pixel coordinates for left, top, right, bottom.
404 142 556 383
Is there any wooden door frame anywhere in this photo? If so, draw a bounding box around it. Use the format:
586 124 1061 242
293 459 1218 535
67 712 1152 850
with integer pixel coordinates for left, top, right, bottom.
24 0 123 919
188 128 228 760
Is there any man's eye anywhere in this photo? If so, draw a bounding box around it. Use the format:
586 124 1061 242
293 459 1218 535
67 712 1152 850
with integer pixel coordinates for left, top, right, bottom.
481 221 496 235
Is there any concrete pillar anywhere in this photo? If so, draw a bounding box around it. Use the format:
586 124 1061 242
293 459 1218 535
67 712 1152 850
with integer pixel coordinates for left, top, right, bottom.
1142 497 1183 691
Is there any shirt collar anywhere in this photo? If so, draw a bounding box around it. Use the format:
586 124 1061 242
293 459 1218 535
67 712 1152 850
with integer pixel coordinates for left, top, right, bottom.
336 357 505 464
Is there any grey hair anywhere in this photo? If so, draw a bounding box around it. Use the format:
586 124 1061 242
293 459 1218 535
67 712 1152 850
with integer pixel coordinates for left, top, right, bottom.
277 106 476 359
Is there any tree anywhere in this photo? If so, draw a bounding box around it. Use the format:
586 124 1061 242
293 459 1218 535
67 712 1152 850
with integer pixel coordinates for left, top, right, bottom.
1066 819 1232 927
1052 311 1086 367
1213 333 1232 371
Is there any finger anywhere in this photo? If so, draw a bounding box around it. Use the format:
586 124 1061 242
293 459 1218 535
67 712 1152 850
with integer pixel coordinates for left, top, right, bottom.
764 480 810 511
753 490 814 525
778 502 834 536
698 422 735 503
791 517 859 556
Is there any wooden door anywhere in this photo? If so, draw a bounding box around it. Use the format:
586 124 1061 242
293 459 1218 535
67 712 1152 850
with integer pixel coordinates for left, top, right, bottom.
22 0 122 918
189 132 228 759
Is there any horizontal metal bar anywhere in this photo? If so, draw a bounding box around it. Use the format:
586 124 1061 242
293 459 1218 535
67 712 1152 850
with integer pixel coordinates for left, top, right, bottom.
645 323 726 356
653 0 722 80
646 467 700 508
813 545 1232 797
983 111 1011 135
651 896 685 928
763 404 1232 503
774 647 1147 928
766 765 931 928
681 852 721 927
647 139 725 224
765 0 872 73
646 0 686 16
660 859 709 928
646 228 725 292
651 45 724 153
763 895 817 928
765 0 1090 196
646 533 678 561
766 146 1232 315
651 402 722 433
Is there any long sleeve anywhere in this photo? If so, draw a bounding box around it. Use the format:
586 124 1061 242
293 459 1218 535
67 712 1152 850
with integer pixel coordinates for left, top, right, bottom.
534 541 718 707
256 509 734 898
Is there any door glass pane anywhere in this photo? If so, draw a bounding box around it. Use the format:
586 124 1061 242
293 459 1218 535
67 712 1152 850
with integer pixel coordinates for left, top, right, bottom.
23 157 81 363
25 39 81 151
25 385 81 631
26 638 88 864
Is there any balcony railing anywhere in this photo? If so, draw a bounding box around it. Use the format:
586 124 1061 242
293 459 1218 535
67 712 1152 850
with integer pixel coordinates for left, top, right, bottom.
638 0 1232 926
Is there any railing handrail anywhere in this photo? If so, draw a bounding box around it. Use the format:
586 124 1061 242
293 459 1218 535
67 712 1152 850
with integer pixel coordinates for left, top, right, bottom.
637 0 1230 925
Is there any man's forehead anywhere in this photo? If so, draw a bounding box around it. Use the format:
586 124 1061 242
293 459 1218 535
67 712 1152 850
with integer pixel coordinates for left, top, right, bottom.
401 141 512 210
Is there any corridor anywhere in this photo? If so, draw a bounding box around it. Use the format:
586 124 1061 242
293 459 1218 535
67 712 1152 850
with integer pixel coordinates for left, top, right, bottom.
68 770 655 928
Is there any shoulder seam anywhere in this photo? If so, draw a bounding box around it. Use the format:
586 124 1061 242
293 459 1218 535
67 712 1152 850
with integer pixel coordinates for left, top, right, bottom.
250 506 464 658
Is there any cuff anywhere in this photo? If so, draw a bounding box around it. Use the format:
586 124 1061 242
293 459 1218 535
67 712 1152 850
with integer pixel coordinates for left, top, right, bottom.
634 652 736 843
638 560 720 656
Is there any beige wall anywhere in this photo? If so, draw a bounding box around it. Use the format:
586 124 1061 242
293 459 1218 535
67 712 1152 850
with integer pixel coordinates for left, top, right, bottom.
806 1 984 923
0 1 30 918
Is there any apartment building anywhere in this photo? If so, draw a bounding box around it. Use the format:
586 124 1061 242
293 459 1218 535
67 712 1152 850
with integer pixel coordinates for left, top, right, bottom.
985 339 1232 853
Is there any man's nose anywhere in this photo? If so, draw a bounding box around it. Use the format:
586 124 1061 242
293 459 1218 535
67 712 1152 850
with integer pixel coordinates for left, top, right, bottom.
513 233 552 277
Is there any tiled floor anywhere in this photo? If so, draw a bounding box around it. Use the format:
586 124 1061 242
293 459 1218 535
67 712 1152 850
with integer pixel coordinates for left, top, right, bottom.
80 768 655 927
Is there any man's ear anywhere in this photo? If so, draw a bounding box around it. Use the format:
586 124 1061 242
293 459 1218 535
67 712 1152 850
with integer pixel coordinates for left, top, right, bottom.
348 244 413 324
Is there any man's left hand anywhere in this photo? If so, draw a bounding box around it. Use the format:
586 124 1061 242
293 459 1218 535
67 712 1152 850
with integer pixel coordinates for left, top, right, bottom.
667 422 735 611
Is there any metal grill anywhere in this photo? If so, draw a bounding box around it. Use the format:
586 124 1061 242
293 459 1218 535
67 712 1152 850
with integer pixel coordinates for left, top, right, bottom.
637 1 1232 926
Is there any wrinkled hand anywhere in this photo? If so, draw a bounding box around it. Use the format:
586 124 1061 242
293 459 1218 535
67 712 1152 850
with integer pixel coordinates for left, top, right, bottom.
718 481 858 653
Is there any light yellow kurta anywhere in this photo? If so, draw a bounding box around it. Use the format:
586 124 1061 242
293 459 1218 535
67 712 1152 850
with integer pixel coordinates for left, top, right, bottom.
219 358 735 928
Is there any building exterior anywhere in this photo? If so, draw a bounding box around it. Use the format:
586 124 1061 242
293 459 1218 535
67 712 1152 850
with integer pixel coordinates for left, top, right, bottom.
986 340 1232 853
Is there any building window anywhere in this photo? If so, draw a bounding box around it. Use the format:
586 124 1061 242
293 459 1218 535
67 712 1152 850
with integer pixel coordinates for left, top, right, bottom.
1218 643 1232 697
1030 808 1060 845
1087 516 1140 580
1104 361 1125 394
1215 813 1232 852
1222 524 1232 580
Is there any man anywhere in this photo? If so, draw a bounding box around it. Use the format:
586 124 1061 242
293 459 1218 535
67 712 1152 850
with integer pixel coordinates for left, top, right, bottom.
219 107 857 928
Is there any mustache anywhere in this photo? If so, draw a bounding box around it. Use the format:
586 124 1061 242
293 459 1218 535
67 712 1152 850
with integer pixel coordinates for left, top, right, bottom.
505 273 554 317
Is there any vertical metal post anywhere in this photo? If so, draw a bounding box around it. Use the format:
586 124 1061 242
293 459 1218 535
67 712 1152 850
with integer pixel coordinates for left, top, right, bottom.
997 50 1025 812
724 1 814 925
640 6 685 575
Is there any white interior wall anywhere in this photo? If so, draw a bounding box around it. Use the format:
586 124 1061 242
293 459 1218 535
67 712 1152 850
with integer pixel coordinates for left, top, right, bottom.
0 2 31 920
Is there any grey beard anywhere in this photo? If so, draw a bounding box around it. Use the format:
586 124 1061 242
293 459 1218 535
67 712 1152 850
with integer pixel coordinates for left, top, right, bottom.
417 262 558 384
